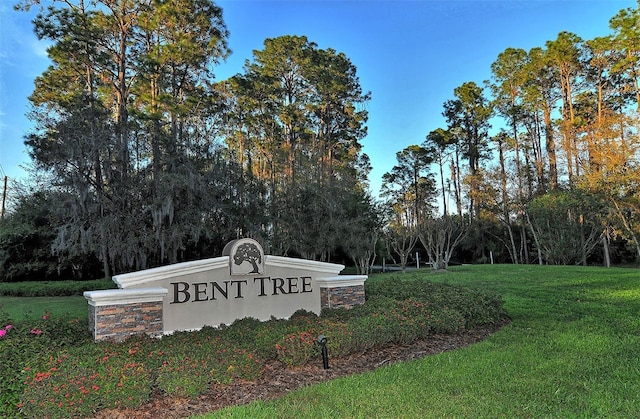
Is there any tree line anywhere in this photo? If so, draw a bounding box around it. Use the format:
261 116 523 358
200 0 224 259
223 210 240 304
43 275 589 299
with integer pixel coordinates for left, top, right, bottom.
383 5 640 269
1 0 639 282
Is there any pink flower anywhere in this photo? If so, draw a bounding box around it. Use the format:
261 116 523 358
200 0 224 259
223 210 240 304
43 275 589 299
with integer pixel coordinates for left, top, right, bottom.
30 329 42 335
42 313 50 321
5 324 12 330
0 329 6 338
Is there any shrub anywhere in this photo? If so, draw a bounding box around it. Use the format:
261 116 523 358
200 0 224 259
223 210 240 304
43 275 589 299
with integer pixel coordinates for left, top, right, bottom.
156 354 211 397
0 334 35 417
226 349 264 381
0 309 92 418
251 320 290 360
20 351 151 418
366 277 506 329
0 279 116 297
275 330 319 366
319 320 353 357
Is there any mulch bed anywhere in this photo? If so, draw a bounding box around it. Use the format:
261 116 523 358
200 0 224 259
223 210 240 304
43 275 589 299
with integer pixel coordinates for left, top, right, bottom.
94 321 509 418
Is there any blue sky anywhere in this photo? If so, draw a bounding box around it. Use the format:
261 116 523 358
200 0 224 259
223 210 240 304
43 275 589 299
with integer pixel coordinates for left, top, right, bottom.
0 0 636 196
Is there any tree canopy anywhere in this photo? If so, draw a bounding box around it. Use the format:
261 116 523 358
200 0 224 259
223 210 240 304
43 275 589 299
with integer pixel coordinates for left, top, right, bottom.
4 1 375 280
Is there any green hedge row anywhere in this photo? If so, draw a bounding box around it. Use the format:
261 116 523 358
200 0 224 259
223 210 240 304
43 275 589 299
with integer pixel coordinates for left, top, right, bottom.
0 279 116 297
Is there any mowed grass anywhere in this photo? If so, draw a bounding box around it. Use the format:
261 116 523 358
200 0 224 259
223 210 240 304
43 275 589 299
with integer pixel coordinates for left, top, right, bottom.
0 278 113 322
0 295 88 322
204 265 640 418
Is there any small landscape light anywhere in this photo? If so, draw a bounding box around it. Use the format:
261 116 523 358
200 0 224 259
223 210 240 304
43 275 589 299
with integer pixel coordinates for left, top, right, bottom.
317 334 329 369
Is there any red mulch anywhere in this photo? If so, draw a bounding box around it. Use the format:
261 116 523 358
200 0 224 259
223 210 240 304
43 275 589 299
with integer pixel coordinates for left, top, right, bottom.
93 321 509 418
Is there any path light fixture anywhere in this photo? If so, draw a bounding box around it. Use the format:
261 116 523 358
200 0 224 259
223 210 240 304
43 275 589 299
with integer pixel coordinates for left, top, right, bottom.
317 334 329 369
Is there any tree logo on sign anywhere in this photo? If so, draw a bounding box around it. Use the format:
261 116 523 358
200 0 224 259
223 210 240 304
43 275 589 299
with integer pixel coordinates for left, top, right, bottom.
224 238 265 275
233 242 262 273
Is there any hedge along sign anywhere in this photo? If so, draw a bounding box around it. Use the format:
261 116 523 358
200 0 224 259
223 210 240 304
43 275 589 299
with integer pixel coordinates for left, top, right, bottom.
111 239 345 332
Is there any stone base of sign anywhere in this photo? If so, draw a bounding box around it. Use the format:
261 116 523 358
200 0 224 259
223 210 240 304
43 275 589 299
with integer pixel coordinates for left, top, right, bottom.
85 288 168 342
317 275 367 309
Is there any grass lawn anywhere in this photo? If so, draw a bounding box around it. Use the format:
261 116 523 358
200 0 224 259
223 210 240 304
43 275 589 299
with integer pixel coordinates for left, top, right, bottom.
203 265 640 418
0 295 88 322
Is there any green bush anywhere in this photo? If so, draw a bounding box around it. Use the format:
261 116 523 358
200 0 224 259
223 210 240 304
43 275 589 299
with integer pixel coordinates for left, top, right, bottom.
319 320 353 357
20 349 152 418
0 279 116 297
226 349 264 381
366 276 506 328
156 354 212 397
275 330 320 366
0 308 93 418
219 318 269 362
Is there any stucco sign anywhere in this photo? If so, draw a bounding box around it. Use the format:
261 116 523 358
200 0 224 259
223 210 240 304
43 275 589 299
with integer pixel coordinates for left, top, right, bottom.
85 239 367 341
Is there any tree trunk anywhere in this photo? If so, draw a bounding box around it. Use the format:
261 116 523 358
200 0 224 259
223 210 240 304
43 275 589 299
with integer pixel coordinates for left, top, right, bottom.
602 232 611 268
439 155 447 216
526 212 544 265
543 105 558 190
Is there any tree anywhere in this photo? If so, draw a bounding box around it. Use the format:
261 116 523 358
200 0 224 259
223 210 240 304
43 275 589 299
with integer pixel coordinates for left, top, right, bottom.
443 82 493 218
385 223 418 273
490 47 531 263
424 128 454 216
485 130 520 263
584 36 622 126
546 32 585 183
523 46 560 191
490 47 528 200
381 145 437 228
0 190 60 282
381 145 439 272
609 6 640 111
276 183 342 260
19 0 117 276
574 115 640 260
20 0 232 275
225 36 369 189
418 216 467 270
526 190 604 265
340 191 384 275
224 36 370 256
131 0 230 266
0 188 102 282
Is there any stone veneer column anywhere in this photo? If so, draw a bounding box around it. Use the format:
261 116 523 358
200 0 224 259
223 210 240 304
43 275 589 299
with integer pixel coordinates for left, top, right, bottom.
84 288 168 342
316 275 367 309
